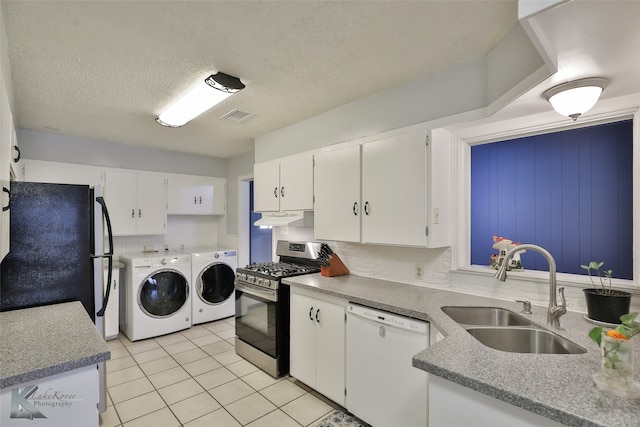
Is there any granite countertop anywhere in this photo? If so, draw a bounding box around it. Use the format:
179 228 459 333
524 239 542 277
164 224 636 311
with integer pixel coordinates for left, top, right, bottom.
0 301 111 389
283 273 640 427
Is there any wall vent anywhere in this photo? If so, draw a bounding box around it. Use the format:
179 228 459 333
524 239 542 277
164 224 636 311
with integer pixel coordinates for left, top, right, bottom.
220 109 253 123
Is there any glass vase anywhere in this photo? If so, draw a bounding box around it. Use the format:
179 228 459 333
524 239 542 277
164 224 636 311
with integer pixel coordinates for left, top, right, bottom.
592 332 640 399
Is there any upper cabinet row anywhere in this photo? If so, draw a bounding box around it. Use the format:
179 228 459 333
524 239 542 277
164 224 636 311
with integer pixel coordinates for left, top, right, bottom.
253 128 451 248
20 159 226 236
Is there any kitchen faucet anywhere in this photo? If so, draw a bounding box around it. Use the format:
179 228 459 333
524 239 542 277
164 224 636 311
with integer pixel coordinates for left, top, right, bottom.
495 244 566 328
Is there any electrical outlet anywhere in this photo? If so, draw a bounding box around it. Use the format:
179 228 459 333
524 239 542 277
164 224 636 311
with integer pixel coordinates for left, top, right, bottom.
280 226 289 235
415 264 423 279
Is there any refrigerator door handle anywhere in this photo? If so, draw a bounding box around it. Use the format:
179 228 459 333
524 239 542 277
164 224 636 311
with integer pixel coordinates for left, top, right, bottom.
94 196 114 317
2 187 10 211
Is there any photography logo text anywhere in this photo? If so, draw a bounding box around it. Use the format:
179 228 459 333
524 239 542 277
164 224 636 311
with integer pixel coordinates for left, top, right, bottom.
10 385 81 420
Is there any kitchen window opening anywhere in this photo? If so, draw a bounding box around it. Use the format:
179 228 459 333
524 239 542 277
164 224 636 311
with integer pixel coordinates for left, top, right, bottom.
470 119 633 280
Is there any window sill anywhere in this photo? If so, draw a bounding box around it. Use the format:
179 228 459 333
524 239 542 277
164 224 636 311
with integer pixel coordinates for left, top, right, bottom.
451 265 640 294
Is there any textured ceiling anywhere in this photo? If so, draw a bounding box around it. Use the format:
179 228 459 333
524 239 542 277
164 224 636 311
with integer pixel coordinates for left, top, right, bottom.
3 0 517 158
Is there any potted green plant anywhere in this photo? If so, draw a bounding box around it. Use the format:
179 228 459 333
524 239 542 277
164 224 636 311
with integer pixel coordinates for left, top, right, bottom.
588 312 640 398
581 261 631 324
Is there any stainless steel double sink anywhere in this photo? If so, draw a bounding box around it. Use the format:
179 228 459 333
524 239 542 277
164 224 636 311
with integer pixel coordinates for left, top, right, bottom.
441 306 586 354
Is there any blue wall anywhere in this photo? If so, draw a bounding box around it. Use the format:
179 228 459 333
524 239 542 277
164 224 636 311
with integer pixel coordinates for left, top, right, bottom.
471 120 633 279
249 181 272 264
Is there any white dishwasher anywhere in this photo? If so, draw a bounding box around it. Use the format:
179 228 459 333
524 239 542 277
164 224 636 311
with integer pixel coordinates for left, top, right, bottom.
346 303 429 427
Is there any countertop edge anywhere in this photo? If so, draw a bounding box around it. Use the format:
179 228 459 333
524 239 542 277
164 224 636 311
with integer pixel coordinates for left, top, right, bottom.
0 351 110 389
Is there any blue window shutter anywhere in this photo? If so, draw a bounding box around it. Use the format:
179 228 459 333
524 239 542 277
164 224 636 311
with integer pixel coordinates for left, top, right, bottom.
471 120 633 279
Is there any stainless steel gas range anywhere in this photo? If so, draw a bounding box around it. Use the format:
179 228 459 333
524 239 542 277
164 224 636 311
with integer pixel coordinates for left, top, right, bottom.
234 240 323 378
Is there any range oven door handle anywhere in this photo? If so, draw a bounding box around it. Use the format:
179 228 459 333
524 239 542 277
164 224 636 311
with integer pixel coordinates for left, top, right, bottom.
235 282 278 302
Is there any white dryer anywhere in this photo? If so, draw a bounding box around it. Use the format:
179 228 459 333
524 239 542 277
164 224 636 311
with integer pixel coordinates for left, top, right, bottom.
185 247 236 325
119 252 192 341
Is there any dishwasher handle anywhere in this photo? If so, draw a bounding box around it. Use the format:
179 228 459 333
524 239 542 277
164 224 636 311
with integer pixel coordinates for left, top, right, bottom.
347 304 428 334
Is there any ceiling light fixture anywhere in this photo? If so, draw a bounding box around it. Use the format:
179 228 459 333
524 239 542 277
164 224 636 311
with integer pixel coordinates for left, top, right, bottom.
542 77 608 121
155 72 245 128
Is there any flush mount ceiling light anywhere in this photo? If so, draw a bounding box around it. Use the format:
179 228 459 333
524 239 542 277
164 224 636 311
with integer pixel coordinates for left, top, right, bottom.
542 77 608 121
155 72 245 128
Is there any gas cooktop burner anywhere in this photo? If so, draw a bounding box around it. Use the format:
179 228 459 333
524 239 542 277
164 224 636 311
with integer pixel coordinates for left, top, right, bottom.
241 262 320 278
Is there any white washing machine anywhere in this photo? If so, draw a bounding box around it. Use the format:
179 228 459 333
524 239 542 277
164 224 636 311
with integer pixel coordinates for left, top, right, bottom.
185 247 237 325
119 252 192 341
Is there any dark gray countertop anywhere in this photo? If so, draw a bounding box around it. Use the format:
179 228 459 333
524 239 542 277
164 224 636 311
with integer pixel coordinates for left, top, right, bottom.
0 301 110 389
283 273 640 427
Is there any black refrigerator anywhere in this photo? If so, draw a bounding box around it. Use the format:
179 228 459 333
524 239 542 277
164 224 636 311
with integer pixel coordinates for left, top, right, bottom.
0 181 114 413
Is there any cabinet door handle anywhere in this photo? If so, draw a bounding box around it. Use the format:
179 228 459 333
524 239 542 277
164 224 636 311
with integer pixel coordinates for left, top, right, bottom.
280 186 285 198
113 280 117 290
352 202 358 216
309 307 314 321
13 145 21 163
315 308 320 324
364 201 370 215
274 187 278 198
194 196 197 205
138 209 142 218
131 209 135 218
2 187 11 212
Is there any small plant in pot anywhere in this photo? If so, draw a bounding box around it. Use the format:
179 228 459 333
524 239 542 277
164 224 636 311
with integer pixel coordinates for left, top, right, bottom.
581 261 631 324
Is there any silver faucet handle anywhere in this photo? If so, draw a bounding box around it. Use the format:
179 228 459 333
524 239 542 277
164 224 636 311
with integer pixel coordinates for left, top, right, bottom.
557 287 567 313
516 300 532 314
549 287 567 328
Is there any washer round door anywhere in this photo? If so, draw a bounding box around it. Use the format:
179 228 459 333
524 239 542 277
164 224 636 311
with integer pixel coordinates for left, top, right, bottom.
138 269 189 317
197 262 235 305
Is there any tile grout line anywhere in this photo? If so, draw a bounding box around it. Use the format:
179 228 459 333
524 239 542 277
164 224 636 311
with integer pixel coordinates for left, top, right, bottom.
107 321 239 426
104 318 335 426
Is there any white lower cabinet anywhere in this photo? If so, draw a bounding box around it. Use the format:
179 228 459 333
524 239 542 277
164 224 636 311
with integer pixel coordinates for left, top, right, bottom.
103 265 120 340
429 375 564 427
289 289 346 406
0 366 99 427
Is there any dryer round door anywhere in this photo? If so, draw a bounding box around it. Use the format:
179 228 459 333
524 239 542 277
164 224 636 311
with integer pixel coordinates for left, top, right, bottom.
197 262 235 305
138 269 189 318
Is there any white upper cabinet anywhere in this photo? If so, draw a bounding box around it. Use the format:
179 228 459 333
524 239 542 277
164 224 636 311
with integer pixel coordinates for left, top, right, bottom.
105 169 167 236
254 152 314 212
314 144 361 242
167 173 226 215
1 73 12 261
314 128 451 248
10 116 22 181
22 159 105 187
254 159 280 212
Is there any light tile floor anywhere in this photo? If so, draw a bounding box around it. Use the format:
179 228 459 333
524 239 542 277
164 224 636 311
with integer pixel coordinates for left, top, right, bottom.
99 317 340 427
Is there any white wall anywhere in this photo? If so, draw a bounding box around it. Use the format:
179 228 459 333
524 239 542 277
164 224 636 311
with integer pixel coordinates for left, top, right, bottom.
17 129 227 177
255 56 488 163
224 150 254 237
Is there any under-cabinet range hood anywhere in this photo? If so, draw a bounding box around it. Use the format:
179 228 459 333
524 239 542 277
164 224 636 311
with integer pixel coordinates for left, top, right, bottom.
254 211 314 227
